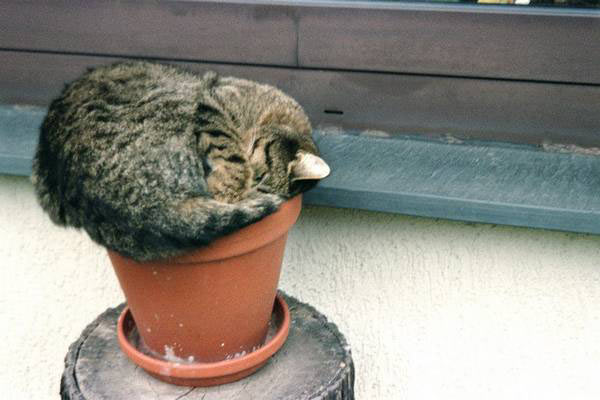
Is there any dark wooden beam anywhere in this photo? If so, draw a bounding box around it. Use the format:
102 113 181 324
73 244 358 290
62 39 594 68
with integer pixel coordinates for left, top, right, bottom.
2 52 599 147
1 0 599 84
0 0 298 66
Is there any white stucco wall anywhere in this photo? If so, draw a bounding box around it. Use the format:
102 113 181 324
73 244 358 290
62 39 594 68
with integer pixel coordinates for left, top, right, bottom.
2 173 600 399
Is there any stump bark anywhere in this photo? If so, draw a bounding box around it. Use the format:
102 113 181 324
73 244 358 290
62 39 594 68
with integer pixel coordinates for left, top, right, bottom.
61 292 354 400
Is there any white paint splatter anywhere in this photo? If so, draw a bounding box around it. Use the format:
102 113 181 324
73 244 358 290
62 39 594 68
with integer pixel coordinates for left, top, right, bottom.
163 345 195 364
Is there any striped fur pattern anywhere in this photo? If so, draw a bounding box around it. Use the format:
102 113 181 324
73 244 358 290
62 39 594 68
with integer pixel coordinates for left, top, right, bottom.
32 61 328 261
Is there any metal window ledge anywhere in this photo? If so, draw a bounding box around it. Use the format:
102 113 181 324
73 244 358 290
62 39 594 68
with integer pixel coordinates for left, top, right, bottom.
2 105 600 235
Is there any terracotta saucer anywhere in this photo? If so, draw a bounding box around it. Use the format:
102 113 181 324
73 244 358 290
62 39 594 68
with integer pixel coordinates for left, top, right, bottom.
117 294 291 387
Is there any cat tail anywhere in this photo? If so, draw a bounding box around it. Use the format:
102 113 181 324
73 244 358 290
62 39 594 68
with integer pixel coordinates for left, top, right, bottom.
130 191 286 261
172 191 284 241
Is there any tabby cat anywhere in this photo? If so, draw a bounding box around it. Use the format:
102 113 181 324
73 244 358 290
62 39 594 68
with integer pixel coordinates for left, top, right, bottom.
32 61 329 261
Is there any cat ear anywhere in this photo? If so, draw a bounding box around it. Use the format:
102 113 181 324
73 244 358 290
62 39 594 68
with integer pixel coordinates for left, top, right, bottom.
290 152 330 182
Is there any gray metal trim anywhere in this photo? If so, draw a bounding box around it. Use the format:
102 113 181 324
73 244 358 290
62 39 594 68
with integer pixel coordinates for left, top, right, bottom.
3 104 600 235
305 132 600 235
0 105 44 176
1 0 599 84
305 186 600 235
2 52 599 147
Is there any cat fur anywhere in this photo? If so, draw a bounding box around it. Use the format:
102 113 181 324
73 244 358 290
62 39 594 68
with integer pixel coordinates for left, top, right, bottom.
31 61 329 261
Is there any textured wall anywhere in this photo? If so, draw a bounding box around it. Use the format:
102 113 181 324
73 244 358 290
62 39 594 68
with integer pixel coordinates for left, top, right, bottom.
2 174 600 399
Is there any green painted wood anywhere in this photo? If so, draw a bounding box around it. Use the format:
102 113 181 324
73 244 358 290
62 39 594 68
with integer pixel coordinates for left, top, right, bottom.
2 105 600 234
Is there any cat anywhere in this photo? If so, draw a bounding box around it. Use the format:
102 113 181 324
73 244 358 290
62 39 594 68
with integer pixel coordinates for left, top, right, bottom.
31 61 330 261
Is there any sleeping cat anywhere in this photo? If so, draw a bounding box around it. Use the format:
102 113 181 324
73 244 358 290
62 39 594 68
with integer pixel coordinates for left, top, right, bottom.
32 61 330 261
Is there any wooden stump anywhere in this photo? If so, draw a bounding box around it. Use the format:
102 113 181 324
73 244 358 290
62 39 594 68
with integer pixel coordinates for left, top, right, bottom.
61 292 354 400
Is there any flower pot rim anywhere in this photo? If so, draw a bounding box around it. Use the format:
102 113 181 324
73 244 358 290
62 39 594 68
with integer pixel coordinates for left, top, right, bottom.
179 194 301 262
117 293 291 382
110 194 302 264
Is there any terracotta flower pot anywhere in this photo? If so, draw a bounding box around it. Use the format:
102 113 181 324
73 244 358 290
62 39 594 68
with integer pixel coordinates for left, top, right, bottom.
107 195 302 386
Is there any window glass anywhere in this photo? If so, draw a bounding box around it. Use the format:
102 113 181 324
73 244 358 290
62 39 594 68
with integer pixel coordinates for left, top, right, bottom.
398 0 599 7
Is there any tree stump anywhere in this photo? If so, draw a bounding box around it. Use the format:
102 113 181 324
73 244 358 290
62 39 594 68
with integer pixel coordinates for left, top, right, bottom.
61 292 354 400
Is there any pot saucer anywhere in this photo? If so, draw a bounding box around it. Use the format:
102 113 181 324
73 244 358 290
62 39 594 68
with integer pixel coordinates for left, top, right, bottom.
117 293 291 387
